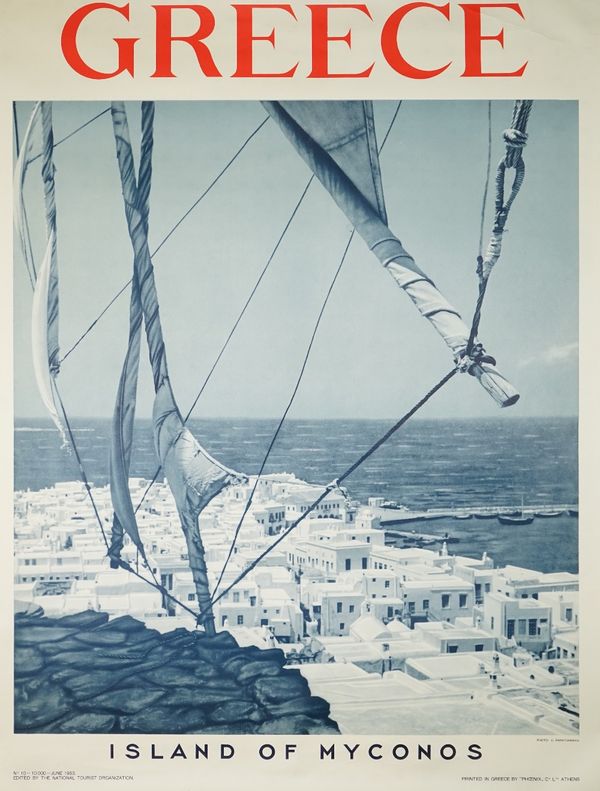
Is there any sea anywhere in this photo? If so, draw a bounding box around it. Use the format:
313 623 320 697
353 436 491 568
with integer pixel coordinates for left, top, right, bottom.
14 416 578 574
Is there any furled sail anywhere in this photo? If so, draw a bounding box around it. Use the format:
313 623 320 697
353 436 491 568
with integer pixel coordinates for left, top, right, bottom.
108 104 154 567
263 101 519 407
15 102 66 439
109 102 246 629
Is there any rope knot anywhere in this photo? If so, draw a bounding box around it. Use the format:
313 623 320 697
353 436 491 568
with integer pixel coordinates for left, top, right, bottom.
457 344 497 374
503 127 528 150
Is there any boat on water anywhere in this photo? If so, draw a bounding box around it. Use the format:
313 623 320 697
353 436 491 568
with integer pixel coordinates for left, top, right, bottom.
498 514 534 525
454 513 473 520
473 511 498 519
533 510 564 518
568 508 579 517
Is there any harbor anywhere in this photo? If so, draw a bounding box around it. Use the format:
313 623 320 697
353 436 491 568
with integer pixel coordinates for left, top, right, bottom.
370 503 578 527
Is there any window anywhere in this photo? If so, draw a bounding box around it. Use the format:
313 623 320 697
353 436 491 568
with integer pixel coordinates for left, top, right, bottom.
387 607 393 619
484 583 491 593
459 594 468 608
441 594 450 608
261 618 269 626
336 602 343 613
507 619 515 639
361 558 368 570
565 608 573 622
423 599 430 610
232 591 240 603
349 605 355 614
447 645 458 653
491 616 495 629
528 619 537 636
221 616 227 626
339 623 345 630
237 615 244 625
384 580 390 589
408 602 415 614
475 644 484 652
532 592 539 600
345 559 351 570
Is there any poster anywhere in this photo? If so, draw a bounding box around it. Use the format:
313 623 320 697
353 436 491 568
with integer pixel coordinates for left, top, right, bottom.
1 1 598 789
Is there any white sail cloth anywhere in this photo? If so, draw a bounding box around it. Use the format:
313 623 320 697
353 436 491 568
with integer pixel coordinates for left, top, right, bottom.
263 101 519 406
15 102 65 440
263 100 468 356
109 102 246 617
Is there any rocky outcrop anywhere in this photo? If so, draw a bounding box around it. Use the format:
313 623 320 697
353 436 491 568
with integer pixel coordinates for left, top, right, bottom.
14 609 339 735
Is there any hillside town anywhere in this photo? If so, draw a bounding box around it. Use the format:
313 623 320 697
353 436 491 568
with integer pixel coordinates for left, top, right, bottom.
14 475 579 735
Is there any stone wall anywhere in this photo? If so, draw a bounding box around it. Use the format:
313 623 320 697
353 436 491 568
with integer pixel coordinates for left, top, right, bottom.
14 609 339 735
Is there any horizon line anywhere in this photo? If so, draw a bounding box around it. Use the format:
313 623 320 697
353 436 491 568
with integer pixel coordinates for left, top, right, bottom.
14 413 579 422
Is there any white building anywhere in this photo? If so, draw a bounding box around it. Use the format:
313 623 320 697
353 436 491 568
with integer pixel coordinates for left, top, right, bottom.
479 592 553 654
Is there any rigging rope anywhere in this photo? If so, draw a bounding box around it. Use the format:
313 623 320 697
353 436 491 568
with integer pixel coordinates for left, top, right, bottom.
59 114 270 364
53 386 110 550
134 174 315 514
13 102 20 157
17 102 199 622
17 99 529 628
477 101 493 259
212 229 355 599
211 99 532 609
211 366 458 607
28 107 112 164
212 101 404 598
467 99 533 356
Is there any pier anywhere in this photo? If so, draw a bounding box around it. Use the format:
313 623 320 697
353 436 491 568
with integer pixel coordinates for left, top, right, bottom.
369 504 578 527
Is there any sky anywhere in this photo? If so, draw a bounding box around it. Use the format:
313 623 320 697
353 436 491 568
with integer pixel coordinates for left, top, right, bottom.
13 99 578 420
